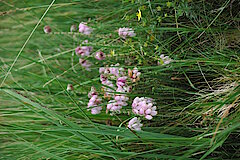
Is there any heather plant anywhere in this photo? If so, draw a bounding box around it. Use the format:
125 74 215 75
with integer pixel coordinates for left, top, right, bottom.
0 0 239 159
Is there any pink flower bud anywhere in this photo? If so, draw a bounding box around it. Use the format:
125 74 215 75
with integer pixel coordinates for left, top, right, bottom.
79 22 93 35
79 59 92 71
67 84 74 91
75 46 93 57
95 51 105 60
44 26 51 34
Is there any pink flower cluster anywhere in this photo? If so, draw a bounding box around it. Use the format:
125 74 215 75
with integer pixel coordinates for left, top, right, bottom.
74 23 138 71
75 23 106 70
90 64 140 114
79 59 92 71
107 100 127 113
99 64 130 113
75 46 93 57
107 82 130 113
128 117 143 131
118 27 136 39
95 51 106 61
132 97 157 120
95 51 106 60
86 63 156 131
73 23 159 131
79 22 93 35
57 22 162 131
87 87 102 114
100 75 115 97
99 63 125 79
128 96 158 131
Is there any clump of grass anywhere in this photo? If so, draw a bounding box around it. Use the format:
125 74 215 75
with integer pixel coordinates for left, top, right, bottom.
0 0 239 159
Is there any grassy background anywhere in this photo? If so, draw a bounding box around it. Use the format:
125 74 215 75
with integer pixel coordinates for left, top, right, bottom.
0 0 239 159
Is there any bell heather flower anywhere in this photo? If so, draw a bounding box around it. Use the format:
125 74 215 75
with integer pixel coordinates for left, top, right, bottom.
44 26 51 34
88 95 102 115
132 97 157 120
67 84 74 91
95 51 106 60
75 46 93 57
158 54 172 65
128 117 143 131
79 59 92 71
118 27 136 39
79 22 93 35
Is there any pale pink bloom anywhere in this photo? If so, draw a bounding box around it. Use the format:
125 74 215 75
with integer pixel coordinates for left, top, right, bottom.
128 117 143 131
99 64 125 78
79 59 92 71
99 67 106 74
118 27 136 39
107 100 126 112
106 84 129 113
99 67 110 75
98 64 130 109
101 79 115 97
116 76 128 87
67 84 74 91
91 107 102 114
109 66 119 77
158 54 172 65
95 51 105 60
102 79 115 88
100 74 107 82
114 94 129 102
44 26 51 34
132 97 157 120
109 64 125 77
87 95 102 115
79 22 93 35
75 46 93 57
115 86 129 102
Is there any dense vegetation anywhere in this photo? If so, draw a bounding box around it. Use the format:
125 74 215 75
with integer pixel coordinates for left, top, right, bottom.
0 0 239 159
